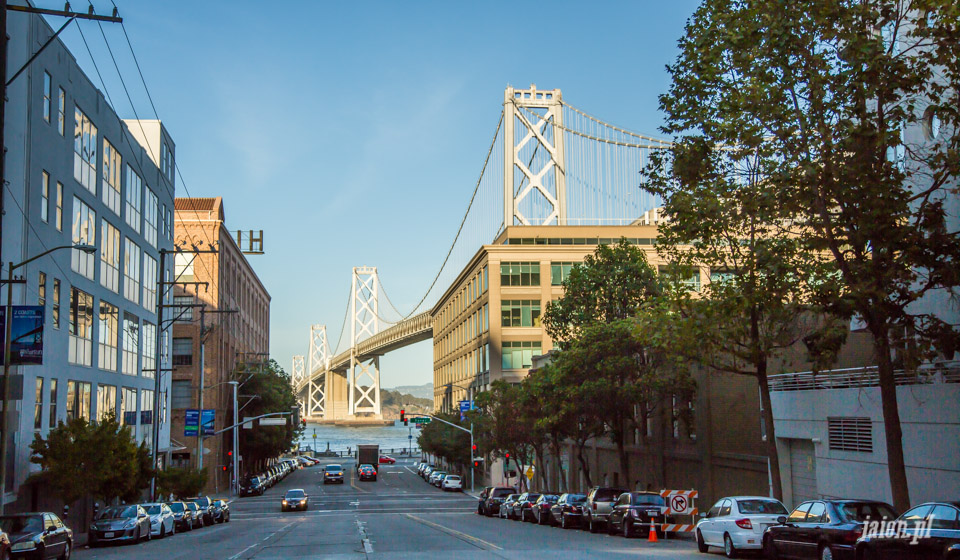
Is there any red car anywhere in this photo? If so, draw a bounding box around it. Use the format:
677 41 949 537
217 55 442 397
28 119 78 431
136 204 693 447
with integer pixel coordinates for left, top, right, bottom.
379 455 396 464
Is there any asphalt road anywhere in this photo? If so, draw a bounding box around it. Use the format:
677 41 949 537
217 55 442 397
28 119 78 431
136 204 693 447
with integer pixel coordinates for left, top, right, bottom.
75 457 717 559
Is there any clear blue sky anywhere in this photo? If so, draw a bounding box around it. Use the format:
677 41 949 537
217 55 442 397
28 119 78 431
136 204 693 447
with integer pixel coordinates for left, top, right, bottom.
53 0 701 388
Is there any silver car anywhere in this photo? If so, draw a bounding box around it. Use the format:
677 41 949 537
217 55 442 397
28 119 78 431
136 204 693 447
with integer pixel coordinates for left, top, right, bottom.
142 503 176 538
89 505 151 545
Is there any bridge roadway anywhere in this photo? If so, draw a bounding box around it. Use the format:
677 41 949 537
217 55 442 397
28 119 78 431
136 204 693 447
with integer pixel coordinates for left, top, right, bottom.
75 457 705 559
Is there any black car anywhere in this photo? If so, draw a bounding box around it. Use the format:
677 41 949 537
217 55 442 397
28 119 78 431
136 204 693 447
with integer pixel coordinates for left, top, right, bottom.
212 499 230 523
478 487 515 517
855 501 959 560
551 493 588 529
184 502 205 529
358 464 378 481
533 494 561 525
513 492 542 522
1 513 71 559
499 494 520 519
240 476 264 497
282 489 309 512
764 499 897 560
187 497 215 525
607 491 672 538
167 502 195 532
88 504 151 546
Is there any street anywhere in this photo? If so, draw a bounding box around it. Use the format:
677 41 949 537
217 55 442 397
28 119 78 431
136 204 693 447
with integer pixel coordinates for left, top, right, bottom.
75 457 713 559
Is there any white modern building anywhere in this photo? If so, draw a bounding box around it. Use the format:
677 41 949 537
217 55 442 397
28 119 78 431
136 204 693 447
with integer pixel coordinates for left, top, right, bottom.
2 6 175 510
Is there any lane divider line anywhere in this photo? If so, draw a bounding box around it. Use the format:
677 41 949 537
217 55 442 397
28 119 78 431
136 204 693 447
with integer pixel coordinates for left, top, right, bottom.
227 520 297 560
403 513 503 551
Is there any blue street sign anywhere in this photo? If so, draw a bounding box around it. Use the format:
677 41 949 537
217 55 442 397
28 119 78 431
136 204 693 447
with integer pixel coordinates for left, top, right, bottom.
0 306 45 365
185 409 200 437
459 400 473 421
201 409 216 435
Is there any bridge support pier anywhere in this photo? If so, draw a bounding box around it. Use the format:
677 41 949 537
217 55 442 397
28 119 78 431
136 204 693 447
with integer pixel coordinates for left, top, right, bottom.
349 354 381 417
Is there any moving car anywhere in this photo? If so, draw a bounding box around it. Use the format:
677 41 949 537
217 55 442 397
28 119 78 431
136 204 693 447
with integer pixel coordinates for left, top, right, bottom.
187 497 216 525
281 489 309 512
551 493 588 529
478 487 515 517
324 464 345 484
167 502 194 532
1 513 70 558
358 464 378 481
499 495 520 519
696 496 787 557
442 475 463 491
607 492 672 539
582 486 629 533
855 501 960 560
184 502 205 529
379 455 396 464
763 499 897 560
240 475 265 497
142 503 176 538
513 493 542 522
533 494 560 525
212 499 230 523
89 505 151 546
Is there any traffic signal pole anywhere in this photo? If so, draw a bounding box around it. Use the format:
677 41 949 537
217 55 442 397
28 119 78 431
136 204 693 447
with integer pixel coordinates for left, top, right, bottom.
414 414 475 494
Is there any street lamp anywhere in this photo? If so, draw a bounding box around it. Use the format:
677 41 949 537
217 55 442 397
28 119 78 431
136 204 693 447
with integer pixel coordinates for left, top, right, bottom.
1 243 96 514
228 381 239 495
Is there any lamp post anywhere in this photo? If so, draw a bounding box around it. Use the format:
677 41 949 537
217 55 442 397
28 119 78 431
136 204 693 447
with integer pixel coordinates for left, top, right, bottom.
1 243 96 514
228 381 238 495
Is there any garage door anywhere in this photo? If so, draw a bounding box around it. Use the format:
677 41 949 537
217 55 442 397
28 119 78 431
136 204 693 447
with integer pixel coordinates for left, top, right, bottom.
788 439 818 507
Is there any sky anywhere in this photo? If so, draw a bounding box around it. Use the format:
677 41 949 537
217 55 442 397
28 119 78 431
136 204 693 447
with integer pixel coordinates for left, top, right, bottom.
52 0 702 388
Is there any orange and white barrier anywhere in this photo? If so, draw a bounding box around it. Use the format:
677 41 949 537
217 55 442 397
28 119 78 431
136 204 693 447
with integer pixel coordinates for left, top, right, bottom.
659 489 698 533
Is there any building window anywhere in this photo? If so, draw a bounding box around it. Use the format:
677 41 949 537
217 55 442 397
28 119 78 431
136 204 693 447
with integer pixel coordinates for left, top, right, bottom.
52 279 61 328
73 107 97 194
100 220 120 293
34 377 44 430
65 380 91 421
71 197 96 280
57 87 65 135
659 265 701 292
41 171 50 222
174 253 194 282
501 300 541 327
97 300 119 371
688 400 697 440
122 312 139 375
709 268 737 285
48 379 58 428
125 165 142 233
828 417 873 453
42 72 51 122
171 380 192 409
501 341 541 370
142 255 157 311
55 182 63 231
160 141 174 183
140 389 154 446
172 337 192 366
38 272 46 308
97 384 117 422
121 387 137 425
144 189 158 248
123 238 141 304
102 138 121 215
142 322 156 378
68 287 93 366
500 262 540 286
173 296 194 322
550 262 576 286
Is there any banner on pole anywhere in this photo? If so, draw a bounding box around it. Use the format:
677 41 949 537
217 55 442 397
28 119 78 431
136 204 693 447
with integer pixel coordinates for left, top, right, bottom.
185 409 199 437
201 409 216 435
0 306 45 365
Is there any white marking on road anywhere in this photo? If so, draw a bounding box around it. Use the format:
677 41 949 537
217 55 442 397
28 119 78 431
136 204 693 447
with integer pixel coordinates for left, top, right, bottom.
403 513 503 551
227 520 296 560
356 518 374 554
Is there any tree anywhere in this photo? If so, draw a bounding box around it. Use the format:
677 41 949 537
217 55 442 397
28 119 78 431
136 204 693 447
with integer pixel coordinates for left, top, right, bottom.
473 381 533 491
157 467 208 499
653 0 960 510
237 359 304 471
416 412 471 468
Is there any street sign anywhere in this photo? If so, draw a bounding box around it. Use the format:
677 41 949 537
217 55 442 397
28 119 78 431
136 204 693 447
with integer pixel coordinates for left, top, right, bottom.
410 417 431 424
185 409 199 437
525 466 534 480
201 409 215 435
260 417 287 426
0 306 45 365
243 417 254 429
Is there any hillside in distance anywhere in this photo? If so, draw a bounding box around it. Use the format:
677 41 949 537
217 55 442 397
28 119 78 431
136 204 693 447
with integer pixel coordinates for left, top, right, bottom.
384 382 433 400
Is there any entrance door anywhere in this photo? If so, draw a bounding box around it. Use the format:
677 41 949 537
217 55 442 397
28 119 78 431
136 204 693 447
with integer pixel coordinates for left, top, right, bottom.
788 439 817 506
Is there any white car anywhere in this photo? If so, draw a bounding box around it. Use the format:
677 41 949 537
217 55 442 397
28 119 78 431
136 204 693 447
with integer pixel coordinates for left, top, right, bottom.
695 496 788 558
143 502 176 538
441 475 463 491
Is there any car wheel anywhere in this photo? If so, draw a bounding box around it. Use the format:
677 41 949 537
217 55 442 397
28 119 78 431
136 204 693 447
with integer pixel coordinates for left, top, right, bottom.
696 529 709 553
134 527 141 544
724 533 738 559
59 540 71 560
820 544 834 560
588 514 598 533
764 535 779 560
607 518 617 535
160 524 166 539
146 525 152 541
537 511 544 525
560 515 567 529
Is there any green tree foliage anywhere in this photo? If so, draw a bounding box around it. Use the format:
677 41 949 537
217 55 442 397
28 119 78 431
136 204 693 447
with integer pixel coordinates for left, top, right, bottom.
651 0 960 510
156 467 208 499
237 359 303 471
29 413 153 505
473 381 533 491
416 412 471 469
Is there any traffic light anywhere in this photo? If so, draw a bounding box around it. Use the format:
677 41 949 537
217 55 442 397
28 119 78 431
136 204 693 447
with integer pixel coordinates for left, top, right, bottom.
400 409 405 422
505 452 510 460
472 444 477 453
227 450 232 457
473 458 484 468
222 465 227 472
301 418 307 427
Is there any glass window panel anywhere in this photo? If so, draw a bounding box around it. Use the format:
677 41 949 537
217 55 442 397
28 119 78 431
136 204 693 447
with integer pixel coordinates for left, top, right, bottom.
125 166 142 233
102 138 121 215
100 220 120 293
97 300 118 371
97 384 117 422
73 107 97 193
48 379 58 428
122 313 139 375
123 238 141 304
68 287 93 366
34 377 44 430
71 197 96 280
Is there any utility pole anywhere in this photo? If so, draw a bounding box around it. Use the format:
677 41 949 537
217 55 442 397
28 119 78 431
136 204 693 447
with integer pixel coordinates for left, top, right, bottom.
195 306 237 475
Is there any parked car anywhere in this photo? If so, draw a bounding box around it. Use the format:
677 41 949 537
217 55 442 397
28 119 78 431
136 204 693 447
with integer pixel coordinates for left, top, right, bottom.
1 512 70 558
763 499 897 560
582 486 629 533
695 496 787 557
533 494 561 525
421 466 436 479
187 497 215 525
359 464 378 481
433 473 451 488
142 503 176 538
167 502 194 532
428 471 447 486
379 455 396 464
324 463 345 484
184 502 205 529
551 493 588 529
513 493 542 522
608 491 674 539
212 499 230 523
855 501 960 560
282 489 309 512
499 495 520 519
442 475 463 492
478 487 515 516
89 504 151 546
240 475 265 497
419 463 434 477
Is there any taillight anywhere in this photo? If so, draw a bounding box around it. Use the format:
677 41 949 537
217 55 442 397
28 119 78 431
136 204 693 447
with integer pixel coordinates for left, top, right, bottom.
843 526 863 543
593 503 598 511
735 519 753 530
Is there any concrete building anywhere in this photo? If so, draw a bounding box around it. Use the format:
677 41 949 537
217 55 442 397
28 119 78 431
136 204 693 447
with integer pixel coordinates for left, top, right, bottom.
169 197 270 493
1 7 175 510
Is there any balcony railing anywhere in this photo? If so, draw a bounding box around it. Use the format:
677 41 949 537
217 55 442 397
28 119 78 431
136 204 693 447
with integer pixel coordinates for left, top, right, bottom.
768 361 960 392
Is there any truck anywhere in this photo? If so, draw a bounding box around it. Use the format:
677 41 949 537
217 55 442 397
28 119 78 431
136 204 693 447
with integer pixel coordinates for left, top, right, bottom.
357 444 380 474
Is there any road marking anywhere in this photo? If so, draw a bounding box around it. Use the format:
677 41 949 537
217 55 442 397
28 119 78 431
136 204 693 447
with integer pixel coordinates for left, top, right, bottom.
356 518 374 554
403 513 503 551
227 520 297 560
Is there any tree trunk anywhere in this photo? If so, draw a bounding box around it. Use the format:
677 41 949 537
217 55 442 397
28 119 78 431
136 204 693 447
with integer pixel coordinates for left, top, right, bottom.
757 360 784 501
873 328 911 511
613 427 630 489
512 456 527 492
552 438 566 492
576 441 593 489
534 447 547 490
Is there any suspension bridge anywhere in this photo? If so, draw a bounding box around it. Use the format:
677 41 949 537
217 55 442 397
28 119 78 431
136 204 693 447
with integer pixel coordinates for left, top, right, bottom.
292 85 672 422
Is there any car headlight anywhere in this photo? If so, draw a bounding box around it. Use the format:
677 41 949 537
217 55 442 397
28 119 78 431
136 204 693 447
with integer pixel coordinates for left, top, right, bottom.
12 541 37 551
282 500 288 505
300 499 307 504
123 520 137 529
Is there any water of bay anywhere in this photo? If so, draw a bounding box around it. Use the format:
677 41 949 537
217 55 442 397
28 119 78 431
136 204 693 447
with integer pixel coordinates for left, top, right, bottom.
298 421 422 455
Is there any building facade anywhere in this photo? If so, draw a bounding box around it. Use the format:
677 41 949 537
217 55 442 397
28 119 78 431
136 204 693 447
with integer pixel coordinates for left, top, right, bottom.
2 7 175 509
170 197 270 493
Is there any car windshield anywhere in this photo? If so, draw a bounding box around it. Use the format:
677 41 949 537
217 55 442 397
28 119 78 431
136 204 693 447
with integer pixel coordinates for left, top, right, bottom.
841 503 898 522
285 490 306 499
506 495 519 502
542 495 559 503
594 488 628 501
145 505 162 515
99 505 138 519
0 515 42 534
493 488 513 497
567 495 587 504
326 465 342 471
446 476 461 481
526 494 541 502
168 503 184 513
632 494 665 506
738 499 788 515
186 503 198 511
